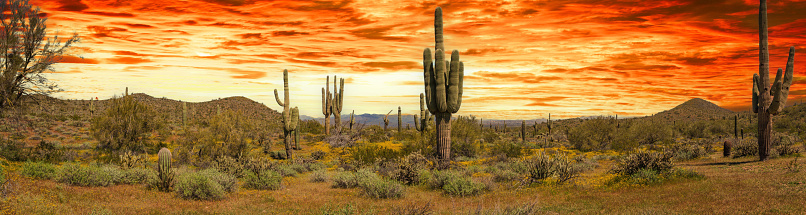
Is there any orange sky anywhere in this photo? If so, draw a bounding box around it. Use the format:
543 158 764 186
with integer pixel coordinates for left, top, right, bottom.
31 0 806 119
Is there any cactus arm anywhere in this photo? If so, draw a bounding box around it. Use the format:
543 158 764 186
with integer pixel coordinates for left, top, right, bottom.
289 107 299 131
753 74 760 113
454 61 464 113
338 78 345 112
447 50 460 112
777 46 796 112
434 50 448 112
414 115 421 131
423 49 434 112
769 68 784 114
274 89 284 107
435 7 444 53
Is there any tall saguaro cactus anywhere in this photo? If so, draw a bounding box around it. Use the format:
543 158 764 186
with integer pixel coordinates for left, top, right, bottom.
414 93 433 143
383 110 392 131
321 76 333 135
274 69 300 160
398 106 402 133
423 7 465 161
753 0 796 161
521 120 526 143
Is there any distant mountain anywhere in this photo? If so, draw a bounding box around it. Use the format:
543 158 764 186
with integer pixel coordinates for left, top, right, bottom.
653 98 735 122
303 113 547 129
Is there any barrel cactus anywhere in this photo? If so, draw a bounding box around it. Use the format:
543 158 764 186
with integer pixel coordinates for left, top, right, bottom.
753 0 796 161
157 147 173 192
274 69 300 159
423 7 465 161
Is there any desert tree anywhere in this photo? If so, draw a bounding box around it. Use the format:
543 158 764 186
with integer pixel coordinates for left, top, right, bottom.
0 0 80 109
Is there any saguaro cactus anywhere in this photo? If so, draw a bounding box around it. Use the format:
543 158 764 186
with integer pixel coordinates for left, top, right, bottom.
547 113 552 141
383 110 392 131
89 98 95 117
274 69 300 159
322 76 333 135
182 102 187 128
349 110 355 130
521 120 526 143
753 0 796 161
734 114 738 139
157 148 173 192
423 7 465 161
414 93 433 143
398 106 402 133
331 76 345 131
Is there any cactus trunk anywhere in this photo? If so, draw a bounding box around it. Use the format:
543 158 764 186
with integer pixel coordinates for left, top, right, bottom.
295 113 300 150
435 112 451 160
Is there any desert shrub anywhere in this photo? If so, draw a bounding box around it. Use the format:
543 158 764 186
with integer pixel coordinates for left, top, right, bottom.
174 171 226 200
0 139 28 161
300 119 324 135
310 170 328 183
365 125 390 143
305 162 328 172
270 150 287 160
198 169 238 193
611 151 674 176
213 156 245 178
442 176 486 197
772 133 801 157
349 143 401 167
194 110 255 160
568 117 616 151
274 164 299 177
287 163 308 173
452 139 481 159
489 141 522 159
680 120 710 139
331 171 359 188
391 202 434 215
311 150 327 160
21 161 57 180
451 116 482 157
391 152 430 185
629 119 673 146
488 167 519 182
91 96 162 151
28 140 63 163
422 170 460 190
242 170 282 190
56 163 123 187
732 138 758 158
119 167 156 185
357 174 405 199
669 144 707 161
0 165 5 185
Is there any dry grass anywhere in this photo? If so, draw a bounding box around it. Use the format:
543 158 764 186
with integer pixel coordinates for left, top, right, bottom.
1 153 805 214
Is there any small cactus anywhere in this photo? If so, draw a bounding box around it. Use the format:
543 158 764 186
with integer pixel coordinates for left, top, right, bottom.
274 69 300 159
349 110 355 130
157 148 173 192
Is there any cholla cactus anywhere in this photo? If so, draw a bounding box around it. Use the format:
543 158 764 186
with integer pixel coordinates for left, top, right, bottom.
274 69 300 159
752 0 796 161
157 148 173 192
422 7 465 161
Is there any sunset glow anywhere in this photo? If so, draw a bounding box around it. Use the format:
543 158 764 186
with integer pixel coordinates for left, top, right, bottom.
34 0 806 119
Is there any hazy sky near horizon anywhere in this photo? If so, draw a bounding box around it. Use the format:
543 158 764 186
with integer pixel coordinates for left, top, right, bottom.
32 0 806 119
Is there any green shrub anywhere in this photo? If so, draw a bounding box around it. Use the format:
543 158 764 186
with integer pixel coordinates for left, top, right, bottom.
56 163 123 187
270 150 287 160
349 143 401 167
174 171 226 200
119 167 156 185
611 151 674 176
212 156 244 178
423 170 460 190
0 165 5 184
21 161 57 180
311 150 326 160
331 171 359 188
670 144 707 161
568 117 616 151
197 169 238 193
274 165 298 177
442 176 485 197
91 95 161 151
28 141 63 163
310 170 328 183
305 162 328 172
489 167 519 182
489 141 522 158
243 170 282 190
357 175 405 199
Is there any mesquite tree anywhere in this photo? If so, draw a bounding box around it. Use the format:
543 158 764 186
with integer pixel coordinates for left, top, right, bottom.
422 7 465 161
0 0 79 109
753 0 796 161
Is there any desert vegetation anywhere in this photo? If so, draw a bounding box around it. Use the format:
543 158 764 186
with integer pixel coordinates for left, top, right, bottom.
1 1 805 214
